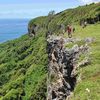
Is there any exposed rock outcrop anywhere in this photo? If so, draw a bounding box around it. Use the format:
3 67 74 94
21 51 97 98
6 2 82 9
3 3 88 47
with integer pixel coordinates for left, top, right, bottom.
28 24 39 37
47 35 90 100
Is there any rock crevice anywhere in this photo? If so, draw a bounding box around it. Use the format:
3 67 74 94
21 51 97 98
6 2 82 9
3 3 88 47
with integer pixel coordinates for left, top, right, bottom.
47 35 90 100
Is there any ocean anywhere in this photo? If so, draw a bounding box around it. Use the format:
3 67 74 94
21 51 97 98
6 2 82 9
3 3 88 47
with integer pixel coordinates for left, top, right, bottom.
0 19 30 43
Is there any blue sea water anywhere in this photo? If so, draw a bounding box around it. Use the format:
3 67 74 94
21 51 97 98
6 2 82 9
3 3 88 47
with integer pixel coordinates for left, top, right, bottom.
0 19 30 43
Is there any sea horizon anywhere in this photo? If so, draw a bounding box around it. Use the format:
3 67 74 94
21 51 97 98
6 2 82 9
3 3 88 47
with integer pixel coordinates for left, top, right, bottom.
0 18 31 43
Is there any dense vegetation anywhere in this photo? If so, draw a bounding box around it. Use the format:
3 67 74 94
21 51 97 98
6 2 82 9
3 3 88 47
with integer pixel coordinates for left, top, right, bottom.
29 2 100 33
0 2 100 100
0 29 48 100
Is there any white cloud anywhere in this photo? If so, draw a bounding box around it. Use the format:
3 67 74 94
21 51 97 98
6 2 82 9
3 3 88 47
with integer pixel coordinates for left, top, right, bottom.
78 0 100 4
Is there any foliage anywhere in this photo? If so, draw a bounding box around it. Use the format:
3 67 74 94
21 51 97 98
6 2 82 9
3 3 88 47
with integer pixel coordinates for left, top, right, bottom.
0 29 48 100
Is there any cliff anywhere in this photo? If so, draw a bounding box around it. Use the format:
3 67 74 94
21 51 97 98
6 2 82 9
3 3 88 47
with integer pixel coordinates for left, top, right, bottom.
47 34 91 100
0 2 100 100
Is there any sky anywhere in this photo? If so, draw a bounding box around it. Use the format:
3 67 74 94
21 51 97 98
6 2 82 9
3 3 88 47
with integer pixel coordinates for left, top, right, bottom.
0 0 99 19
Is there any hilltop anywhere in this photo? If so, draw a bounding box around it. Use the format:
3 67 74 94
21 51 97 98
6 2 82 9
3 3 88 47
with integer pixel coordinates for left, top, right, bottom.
0 2 100 100
29 2 100 33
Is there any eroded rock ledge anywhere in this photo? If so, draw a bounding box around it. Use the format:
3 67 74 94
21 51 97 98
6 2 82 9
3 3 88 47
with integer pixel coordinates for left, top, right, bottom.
47 35 91 100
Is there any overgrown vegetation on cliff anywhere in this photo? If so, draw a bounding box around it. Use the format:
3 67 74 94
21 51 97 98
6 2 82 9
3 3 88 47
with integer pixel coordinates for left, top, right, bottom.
0 2 100 100
0 29 48 100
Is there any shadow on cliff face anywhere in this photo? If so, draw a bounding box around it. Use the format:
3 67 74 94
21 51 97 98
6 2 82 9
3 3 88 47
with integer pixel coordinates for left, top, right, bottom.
80 14 100 25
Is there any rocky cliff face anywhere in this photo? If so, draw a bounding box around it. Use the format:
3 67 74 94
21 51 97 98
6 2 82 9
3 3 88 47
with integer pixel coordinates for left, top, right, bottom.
47 35 91 100
28 24 39 37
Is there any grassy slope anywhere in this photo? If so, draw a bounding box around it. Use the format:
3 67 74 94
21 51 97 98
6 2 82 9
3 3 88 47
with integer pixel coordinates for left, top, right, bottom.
70 23 100 100
0 29 47 100
28 3 100 35
48 3 100 32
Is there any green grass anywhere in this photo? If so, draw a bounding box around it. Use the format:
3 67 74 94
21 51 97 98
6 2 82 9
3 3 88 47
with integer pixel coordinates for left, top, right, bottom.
63 24 100 100
48 3 100 33
29 3 100 33
0 29 48 100
71 24 100 100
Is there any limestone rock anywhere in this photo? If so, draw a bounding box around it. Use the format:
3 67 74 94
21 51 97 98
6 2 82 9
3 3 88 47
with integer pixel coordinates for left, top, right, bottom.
47 34 90 100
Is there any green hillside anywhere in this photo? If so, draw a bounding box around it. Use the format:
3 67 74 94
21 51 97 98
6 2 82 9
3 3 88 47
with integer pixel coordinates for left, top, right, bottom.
0 29 47 100
29 2 100 33
69 24 100 100
0 2 100 100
